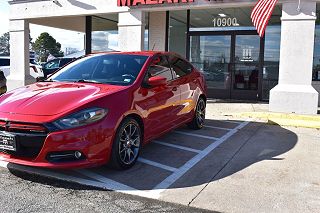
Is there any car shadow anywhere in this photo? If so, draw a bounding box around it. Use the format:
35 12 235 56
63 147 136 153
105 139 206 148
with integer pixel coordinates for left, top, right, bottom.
6 119 298 192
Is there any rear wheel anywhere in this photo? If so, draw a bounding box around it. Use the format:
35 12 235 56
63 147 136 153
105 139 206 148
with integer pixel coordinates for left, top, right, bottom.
188 97 206 130
110 118 141 170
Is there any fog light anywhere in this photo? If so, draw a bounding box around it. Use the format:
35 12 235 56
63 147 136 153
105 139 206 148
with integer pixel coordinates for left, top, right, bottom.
74 151 82 159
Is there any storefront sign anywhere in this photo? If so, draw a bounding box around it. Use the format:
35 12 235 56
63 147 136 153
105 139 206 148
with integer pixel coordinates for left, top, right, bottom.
118 0 194 7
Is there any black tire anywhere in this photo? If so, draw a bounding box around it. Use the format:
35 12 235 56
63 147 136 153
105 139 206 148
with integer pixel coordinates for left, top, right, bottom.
110 118 142 170
188 97 206 130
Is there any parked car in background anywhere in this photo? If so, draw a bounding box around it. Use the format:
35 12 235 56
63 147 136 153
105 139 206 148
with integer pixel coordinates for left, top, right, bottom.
0 51 207 169
0 69 7 95
0 56 45 80
42 58 76 77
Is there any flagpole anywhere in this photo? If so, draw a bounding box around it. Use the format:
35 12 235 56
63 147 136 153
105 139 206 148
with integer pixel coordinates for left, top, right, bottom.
297 0 301 12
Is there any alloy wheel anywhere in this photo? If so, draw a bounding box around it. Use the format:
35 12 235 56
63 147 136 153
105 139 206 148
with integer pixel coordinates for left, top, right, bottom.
118 123 141 165
196 99 206 126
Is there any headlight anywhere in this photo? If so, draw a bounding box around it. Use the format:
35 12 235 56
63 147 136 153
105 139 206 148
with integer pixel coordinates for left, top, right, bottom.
53 108 108 130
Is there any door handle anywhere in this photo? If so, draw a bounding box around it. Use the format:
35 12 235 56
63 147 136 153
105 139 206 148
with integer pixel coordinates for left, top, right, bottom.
172 87 178 91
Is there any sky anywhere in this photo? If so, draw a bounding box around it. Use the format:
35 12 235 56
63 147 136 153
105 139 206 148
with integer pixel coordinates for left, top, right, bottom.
0 0 84 54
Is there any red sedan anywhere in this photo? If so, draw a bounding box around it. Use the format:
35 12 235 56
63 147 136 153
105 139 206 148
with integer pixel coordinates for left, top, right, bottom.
0 52 207 169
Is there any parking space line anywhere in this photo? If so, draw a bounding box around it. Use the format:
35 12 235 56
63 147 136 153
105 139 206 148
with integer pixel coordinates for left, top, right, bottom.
76 169 136 191
204 125 232 131
153 140 201 153
222 120 242 124
173 131 219 140
153 121 250 194
138 158 177 172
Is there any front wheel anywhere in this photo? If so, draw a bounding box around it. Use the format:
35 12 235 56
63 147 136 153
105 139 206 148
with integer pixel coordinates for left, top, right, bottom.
110 118 141 170
188 98 206 130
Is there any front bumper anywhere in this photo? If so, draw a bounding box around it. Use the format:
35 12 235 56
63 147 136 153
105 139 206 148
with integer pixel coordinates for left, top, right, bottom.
0 123 114 169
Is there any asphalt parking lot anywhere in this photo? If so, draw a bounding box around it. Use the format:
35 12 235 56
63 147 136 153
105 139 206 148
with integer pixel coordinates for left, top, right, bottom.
1 115 320 212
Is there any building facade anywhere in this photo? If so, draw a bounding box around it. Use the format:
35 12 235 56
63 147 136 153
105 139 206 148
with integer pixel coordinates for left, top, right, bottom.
7 0 320 114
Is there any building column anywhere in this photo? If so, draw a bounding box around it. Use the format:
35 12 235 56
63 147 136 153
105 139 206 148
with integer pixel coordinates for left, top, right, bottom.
269 0 318 114
118 11 145 51
7 20 30 91
149 12 167 51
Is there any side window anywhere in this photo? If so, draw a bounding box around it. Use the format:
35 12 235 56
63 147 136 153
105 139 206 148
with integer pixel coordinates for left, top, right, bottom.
147 55 173 82
45 60 60 69
169 55 193 78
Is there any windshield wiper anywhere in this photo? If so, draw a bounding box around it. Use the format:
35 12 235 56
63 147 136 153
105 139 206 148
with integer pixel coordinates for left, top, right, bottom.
76 79 102 84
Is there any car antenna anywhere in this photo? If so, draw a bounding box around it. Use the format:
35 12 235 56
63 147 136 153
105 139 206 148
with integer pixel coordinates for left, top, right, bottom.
152 43 156 51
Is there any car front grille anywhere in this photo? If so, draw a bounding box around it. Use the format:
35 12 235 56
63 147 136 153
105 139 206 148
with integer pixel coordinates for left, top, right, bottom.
0 120 48 159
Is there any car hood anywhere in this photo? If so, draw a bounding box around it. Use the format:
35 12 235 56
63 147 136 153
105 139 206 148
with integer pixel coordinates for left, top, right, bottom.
0 82 125 116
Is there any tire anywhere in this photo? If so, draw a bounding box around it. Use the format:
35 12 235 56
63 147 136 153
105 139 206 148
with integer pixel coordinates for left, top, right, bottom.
188 97 206 130
110 118 142 170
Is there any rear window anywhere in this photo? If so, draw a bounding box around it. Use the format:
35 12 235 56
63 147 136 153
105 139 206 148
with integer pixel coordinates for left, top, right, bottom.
0 59 10 66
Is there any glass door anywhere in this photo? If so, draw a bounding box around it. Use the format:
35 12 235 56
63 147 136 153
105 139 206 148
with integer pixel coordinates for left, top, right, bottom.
189 34 232 99
189 31 262 100
231 34 261 100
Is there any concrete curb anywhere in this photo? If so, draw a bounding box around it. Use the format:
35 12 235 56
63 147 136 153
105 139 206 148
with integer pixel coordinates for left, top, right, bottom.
224 112 320 129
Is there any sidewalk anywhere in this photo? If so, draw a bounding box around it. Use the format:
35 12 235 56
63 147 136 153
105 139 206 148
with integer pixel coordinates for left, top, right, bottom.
206 99 320 129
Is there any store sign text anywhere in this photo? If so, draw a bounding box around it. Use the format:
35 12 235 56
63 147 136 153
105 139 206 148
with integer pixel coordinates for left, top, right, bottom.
118 0 194 7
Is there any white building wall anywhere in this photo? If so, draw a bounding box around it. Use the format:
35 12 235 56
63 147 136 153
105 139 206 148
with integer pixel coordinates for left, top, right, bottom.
269 0 319 114
118 11 145 51
149 12 167 51
8 19 30 91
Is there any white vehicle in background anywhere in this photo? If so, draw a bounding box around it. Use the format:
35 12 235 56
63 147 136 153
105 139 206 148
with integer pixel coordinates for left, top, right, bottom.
0 56 44 79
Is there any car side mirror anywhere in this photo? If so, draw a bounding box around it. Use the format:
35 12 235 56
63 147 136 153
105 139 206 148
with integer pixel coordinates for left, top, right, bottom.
148 76 167 87
36 77 46 82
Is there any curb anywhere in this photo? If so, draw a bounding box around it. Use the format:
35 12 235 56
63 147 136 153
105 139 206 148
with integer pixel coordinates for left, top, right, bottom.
224 112 320 129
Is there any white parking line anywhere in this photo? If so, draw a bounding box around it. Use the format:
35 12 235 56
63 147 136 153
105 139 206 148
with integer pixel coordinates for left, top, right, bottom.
204 125 232 131
173 130 219 140
76 169 136 191
138 158 177 172
153 121 249 196
222 120 242 124
153 140 201 153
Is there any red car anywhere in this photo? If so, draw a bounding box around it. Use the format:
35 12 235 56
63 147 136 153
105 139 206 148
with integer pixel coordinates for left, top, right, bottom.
0 52 207 169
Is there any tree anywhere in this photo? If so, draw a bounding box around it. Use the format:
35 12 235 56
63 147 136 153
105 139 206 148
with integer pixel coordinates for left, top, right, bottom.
33 32 64 62
0 32 34 56
0 32 10 56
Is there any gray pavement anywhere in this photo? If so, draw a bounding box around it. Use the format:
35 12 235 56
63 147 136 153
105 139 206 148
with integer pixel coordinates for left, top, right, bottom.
0 167 211 213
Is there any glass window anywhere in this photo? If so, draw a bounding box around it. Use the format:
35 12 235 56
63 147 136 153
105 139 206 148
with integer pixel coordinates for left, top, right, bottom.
0 59 10 66
168 11 187 57
50 54 148 86
92 15 119 52
45 60 60 69
313 4 320 81
169 55 192 78
190 7 254 31
147 55 173 82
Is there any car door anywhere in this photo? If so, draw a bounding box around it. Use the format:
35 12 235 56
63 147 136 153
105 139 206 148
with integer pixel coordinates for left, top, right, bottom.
168 54 197 120
136 54 181 140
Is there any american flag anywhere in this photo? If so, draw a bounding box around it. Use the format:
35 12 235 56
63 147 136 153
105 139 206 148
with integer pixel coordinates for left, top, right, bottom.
251 0 279 37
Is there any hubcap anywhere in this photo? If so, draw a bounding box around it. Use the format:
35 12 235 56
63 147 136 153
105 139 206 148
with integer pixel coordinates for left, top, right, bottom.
196 99 206 126
119 123 140 165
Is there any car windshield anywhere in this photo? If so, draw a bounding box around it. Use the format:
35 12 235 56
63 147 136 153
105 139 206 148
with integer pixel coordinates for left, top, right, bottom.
49 54 148 86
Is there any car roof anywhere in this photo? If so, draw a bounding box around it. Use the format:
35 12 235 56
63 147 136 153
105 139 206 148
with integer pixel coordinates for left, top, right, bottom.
90 51 181 57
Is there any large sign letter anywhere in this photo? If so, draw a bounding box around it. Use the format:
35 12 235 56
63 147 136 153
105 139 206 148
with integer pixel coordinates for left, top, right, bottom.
118 0 131 6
